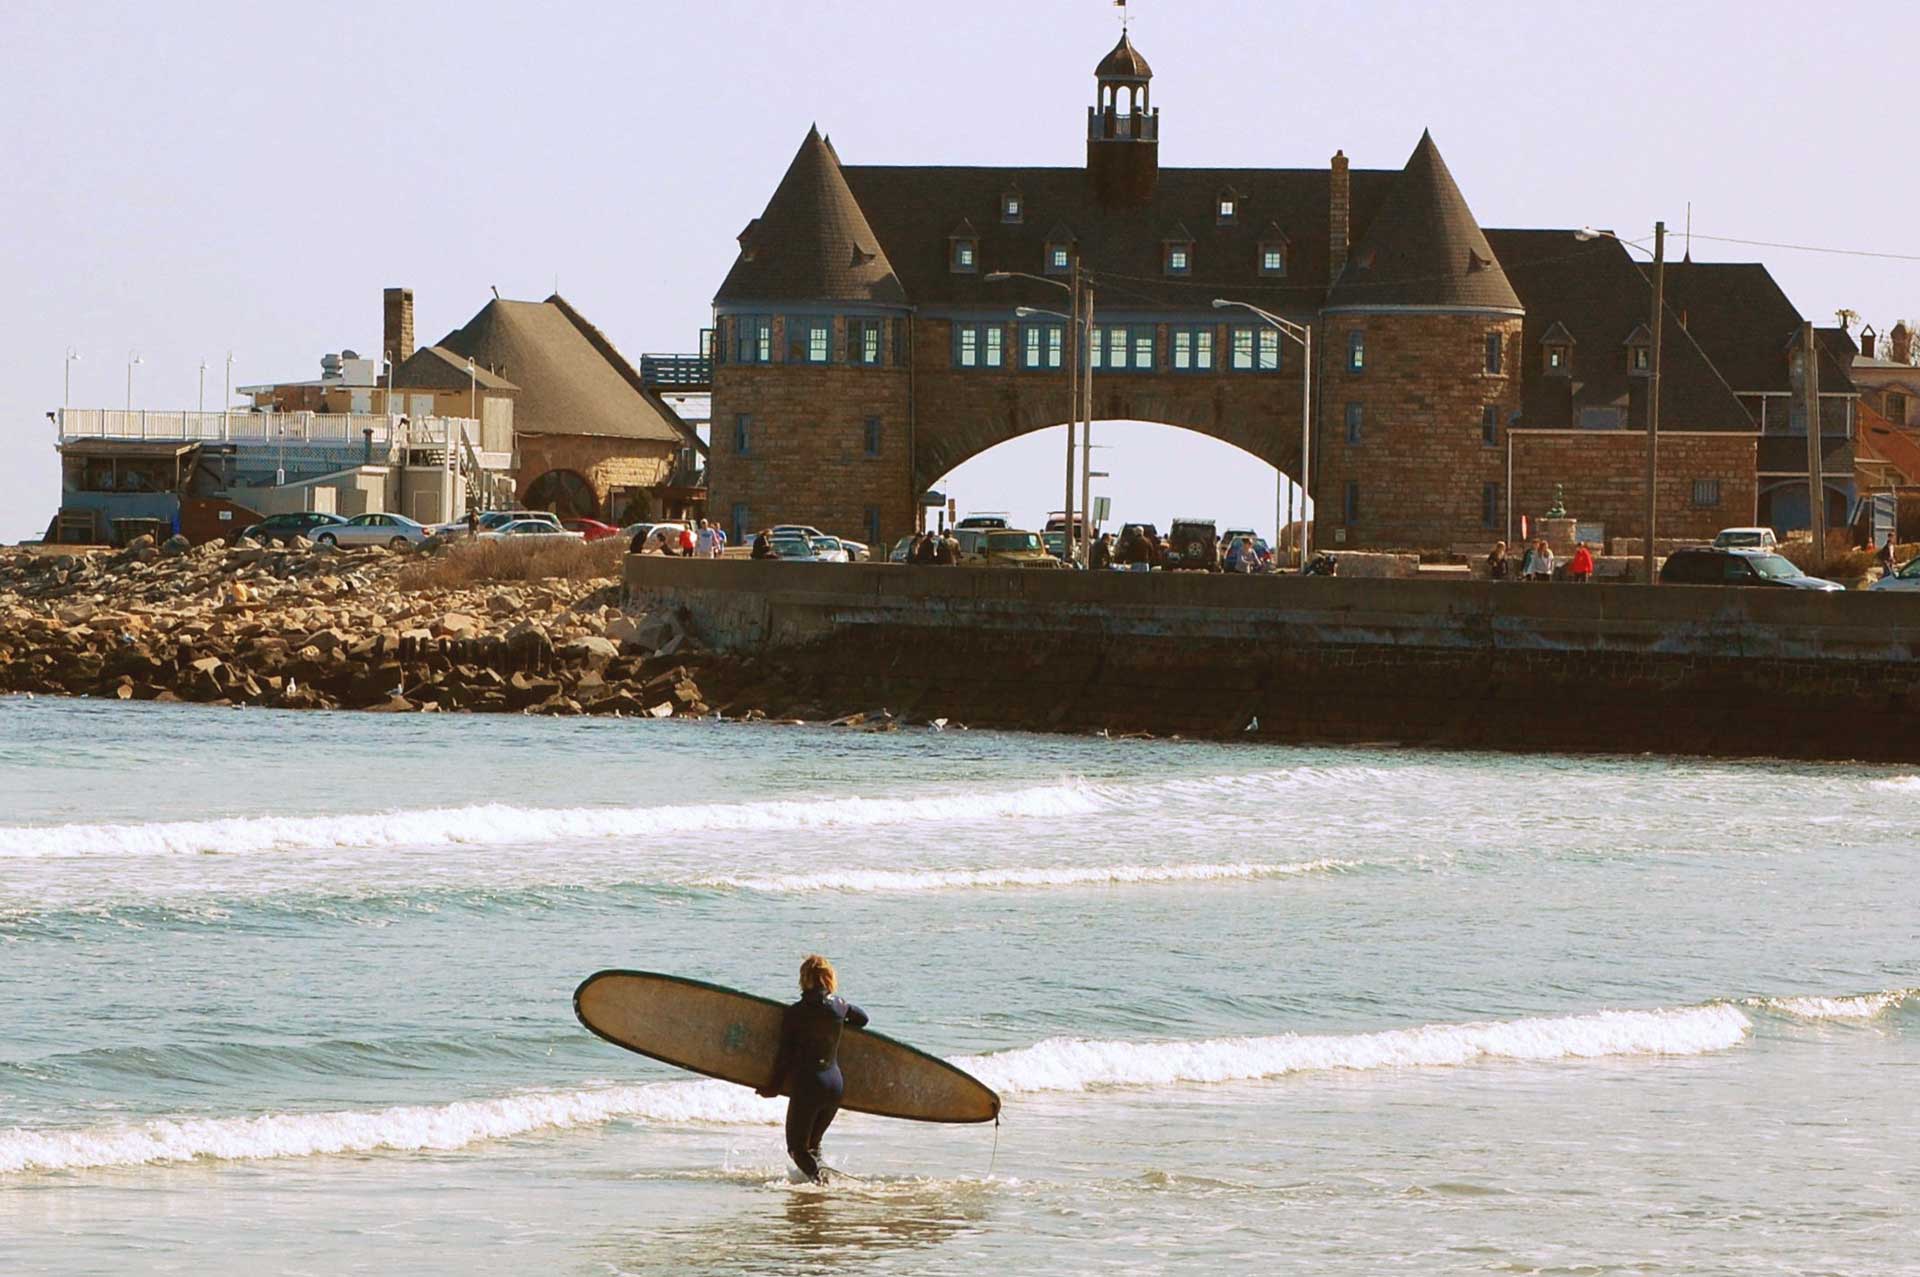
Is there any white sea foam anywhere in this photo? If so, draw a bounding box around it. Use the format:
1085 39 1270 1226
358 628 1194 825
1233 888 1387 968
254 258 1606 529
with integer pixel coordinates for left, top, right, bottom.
1868 776 1920 793
1751 989 1916 1021
0 1003 1750 1175
695 858 1358 894
0 764 1405 860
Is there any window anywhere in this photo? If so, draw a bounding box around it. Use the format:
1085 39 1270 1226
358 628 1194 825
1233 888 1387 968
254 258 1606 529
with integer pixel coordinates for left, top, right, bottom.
1347 330 1366 373
1484 331 1504 375
1133 326 1155 369
1482 483 1500 529
951 239 977 272
849 318 883 366
733 413 751 454
1171 326 1214 372
1345 402 1363 445
891 318 908 367
1045 244 1071 275
731 503 750 548
1226 326 1281 373
1022 322 1064 370
1165 244 1191 275
1089 325 1155 371
1544 344 1570 375
1260 245 1287 276
733 315 772 364
1692 479 1721 508
1343 481 1360 526
952 323 1004 370
864 416 882 457
1481 404 1499 447
1001 191 1022 223
1217 195 1236 223
1629 344 1651 375
865 507 881 545
787 316 831 364
1887 391 1908 425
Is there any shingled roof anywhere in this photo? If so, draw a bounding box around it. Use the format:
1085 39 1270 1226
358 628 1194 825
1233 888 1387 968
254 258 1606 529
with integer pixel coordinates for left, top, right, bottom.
393 344 518 392
1326 131 1522 315
1096 32 1152 80
715 127 907 306
410 296 693 445
1657 261 1852 395
1486 229 1752 432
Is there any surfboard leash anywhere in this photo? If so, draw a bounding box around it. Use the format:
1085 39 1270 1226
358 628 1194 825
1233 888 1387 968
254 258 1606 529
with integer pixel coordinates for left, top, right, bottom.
987 1112 1000 1178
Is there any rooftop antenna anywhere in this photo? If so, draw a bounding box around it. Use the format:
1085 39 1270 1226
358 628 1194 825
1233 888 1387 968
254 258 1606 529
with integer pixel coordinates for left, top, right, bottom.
1684 202 1692 262
491 285 501 299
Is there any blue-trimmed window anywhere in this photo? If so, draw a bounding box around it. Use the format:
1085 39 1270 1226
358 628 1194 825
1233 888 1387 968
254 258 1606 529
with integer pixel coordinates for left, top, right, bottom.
865 507 881 544
1260 243 1288 276
1345 402 1363 445
1021 322 1064 370
849 318 883 366
1090 324 1156 371
733 413 751 454
951 239 977 273
1164 243 1192 276
1171 326 1214 372
864 416 882 456
1228 326 1281 372
1347 330 1366 373
731 503 750 547
891 318 908 367
1344 481 1360 526
1217 193 1237 224
1482 483 1500 528
1481 404 1499 447
1045 244 1071 276
733 315 772 364
952 322 1005 370
1001 191 1022 223
1484 331 1503 375
787 316 831 364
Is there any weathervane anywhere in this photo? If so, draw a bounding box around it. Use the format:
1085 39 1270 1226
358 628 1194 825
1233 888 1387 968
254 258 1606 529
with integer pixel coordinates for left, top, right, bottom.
1115 0 1129 34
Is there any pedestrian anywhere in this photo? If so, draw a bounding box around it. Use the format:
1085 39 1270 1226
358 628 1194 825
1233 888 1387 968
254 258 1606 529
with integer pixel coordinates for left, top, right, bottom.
756 955 868 1184
1880 535 1897 581
678 524 697 556
465 507 480 540
934 530 959 565
696 519 722 559
913 532 937 565
751 528 774 560
1531 539 1556 582
1089 532 1114 571
1486 540 1509 580
1569 542 1594 583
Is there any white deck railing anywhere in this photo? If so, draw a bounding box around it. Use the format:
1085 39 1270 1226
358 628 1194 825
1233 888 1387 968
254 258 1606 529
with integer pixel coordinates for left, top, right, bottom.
57 409 482 448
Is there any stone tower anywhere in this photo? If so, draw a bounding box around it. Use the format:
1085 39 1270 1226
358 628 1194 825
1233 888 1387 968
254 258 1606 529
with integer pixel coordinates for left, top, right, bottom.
1318 131 1525 549
1086 33 1158 207
708 126 915 549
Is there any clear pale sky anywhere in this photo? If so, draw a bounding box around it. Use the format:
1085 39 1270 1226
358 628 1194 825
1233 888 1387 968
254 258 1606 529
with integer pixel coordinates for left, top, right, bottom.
3 0 1913 543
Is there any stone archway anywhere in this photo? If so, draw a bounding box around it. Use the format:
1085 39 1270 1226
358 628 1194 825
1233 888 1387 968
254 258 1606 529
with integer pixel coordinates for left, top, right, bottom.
523 469 598 518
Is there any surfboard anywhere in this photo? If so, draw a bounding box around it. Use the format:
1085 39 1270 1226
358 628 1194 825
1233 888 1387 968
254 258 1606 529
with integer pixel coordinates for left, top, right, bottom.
573 969 1000 1125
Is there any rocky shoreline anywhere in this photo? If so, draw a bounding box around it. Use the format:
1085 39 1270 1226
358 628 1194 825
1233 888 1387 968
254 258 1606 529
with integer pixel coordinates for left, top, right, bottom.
0 537 800 722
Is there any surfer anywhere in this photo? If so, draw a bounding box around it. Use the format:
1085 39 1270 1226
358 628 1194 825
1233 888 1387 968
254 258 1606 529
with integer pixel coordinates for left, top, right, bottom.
757 954 867 1182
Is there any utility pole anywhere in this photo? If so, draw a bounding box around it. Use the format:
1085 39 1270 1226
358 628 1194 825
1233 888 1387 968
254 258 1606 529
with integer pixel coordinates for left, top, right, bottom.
1802 321 1827 573
1645 220 1665 586
1063 254 1080 554
1078 278 1096 559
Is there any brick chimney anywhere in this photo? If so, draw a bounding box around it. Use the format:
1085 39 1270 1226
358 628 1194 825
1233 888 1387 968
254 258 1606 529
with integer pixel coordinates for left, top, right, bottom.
383 287 415 365
1860 325 1877 359
1892 320 1914 365
1329 150 1350 278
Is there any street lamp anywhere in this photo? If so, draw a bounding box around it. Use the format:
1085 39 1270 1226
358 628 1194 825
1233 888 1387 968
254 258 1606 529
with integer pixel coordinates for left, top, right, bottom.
198 358 207 413
1577 223 1666 584
988 268 1091 559
63 347 80 412
1214 298 1313 569
125 351 143 412
224 351 235 441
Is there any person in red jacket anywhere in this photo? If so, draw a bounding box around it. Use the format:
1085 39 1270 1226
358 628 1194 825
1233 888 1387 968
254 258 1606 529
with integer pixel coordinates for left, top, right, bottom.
1569 542 1595 583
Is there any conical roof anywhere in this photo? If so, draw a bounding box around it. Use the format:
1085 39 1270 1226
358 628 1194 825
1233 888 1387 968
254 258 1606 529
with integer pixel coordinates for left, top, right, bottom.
1096 32 1151 81
716 127 906 306
1326 131 1522 314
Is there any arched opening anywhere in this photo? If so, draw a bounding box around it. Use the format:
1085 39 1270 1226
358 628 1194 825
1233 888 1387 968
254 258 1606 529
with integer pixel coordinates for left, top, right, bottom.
523 469 598 519
929 419 1308 554
1757 480 1850 537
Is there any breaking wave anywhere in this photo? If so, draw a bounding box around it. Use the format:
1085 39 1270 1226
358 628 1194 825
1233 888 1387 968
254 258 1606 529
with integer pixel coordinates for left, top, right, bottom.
1750 988 1917 1020
694 858 1359 894
0 1002 1749 1175
1868 776 1920 793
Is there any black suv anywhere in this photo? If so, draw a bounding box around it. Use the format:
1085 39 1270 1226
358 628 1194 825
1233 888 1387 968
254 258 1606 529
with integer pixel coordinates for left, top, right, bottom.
1659 546 1842 591
237 511 348 544
1167 518 1220 571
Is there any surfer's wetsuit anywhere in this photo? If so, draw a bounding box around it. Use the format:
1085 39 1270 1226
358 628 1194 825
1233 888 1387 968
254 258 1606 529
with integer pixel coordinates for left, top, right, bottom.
765 989 867 1181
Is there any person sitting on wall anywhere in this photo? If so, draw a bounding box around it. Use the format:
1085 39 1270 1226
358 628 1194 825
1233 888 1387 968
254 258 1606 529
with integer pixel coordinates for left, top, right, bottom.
751 528 774 560
1569 542 1595 583
1486 541 1509 580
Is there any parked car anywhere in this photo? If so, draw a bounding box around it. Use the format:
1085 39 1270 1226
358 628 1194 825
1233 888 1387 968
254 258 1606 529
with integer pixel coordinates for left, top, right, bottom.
311 512 431 549
562 518 621 542
1712 526 1779 550
478 519 584 541
237 511 347 544
1167 518 1221 571
955 514 1009 530
838 538 870 562
1869 555 1920 593
807 535 852 563
889 535 917 563
771 524 826 540
427 510 563 542
1659 546 1842 590
769 534 823 561
965 529 1068 569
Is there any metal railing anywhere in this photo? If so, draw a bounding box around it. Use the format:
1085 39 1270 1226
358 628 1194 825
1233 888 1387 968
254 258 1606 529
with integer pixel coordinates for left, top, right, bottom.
57 409 482 448
640 354 713 388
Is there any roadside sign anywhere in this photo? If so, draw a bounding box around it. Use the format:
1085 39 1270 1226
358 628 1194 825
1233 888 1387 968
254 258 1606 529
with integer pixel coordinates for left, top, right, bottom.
1093 496 1111 524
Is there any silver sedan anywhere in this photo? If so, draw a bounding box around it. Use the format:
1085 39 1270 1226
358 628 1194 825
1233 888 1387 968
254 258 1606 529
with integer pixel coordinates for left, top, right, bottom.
311 513 431 549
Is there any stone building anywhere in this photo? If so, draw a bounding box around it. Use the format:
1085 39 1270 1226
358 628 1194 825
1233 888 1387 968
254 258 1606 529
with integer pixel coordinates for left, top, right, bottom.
709 32 1831 552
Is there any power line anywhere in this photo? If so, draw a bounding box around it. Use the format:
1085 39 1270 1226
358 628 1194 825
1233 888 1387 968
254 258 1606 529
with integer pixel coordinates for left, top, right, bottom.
1687 233 1920 264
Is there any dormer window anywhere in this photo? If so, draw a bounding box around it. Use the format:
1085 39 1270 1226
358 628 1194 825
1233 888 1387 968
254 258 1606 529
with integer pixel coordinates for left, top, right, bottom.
1001 188 1023 224
1162 222 1195 277
1258 225 1289 277
1540 321 1574 377
949 219 980 274
1624 323 1653 376
1216 189 1240 224
1043 223 1075 277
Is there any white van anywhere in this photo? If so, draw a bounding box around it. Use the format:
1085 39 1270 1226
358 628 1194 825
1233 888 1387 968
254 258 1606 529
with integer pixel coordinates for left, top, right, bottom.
1711 527 1778 550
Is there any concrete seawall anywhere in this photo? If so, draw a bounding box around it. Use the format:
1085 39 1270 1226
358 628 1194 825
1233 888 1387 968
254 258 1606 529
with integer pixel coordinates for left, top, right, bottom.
623 558 1920 761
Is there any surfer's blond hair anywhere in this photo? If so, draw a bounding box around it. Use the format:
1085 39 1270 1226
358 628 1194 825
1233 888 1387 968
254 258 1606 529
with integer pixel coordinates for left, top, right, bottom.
799 954 837 994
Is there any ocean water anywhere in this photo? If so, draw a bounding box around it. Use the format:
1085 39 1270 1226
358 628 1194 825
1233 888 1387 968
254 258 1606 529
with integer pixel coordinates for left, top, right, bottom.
1 696 1916 1275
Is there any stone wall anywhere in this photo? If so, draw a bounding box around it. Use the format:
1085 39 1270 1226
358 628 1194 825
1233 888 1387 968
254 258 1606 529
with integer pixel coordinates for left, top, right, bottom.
624 556 1920 762
1510 430 1757 549
516 434 677 520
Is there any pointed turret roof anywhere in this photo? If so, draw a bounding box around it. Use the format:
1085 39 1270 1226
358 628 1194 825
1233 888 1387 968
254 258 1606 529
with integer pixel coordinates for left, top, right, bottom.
1326 131 1522 314
1096 32 1152 81
715 127 906 306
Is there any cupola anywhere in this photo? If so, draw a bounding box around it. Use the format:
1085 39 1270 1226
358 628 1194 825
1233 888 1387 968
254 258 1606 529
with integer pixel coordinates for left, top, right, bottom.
1086 32 1159 207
